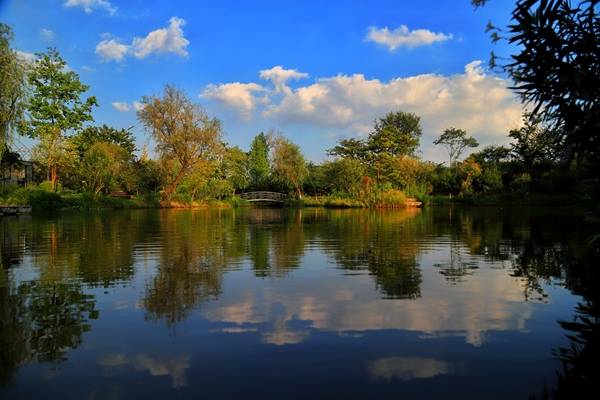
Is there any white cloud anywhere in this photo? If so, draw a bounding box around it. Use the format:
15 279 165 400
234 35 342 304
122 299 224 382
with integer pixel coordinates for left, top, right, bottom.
202 61 524 161
132 17 189 59
64 0 116 15
111 102 131 112
201 82 266 119
95 38 129 62
259 66 309 95
366 25 452 51
96 17 190 63
40 28 55 43
16 50 36 63
133 101 145 111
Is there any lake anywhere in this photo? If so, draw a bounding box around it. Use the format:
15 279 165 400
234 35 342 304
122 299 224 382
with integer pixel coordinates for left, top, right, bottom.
0 207 594 399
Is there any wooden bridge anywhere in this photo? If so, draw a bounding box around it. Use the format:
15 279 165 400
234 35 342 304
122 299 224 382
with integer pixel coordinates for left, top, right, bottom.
239 191 288 203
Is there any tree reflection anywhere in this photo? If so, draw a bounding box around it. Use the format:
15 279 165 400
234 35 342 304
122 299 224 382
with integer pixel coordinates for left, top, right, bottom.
0 277 98 384
325 209 424 299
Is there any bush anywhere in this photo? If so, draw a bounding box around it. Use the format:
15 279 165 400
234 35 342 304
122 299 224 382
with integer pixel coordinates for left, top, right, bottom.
374 188 407 208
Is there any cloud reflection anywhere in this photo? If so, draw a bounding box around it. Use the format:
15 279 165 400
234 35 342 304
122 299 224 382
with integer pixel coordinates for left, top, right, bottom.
368 357 453 381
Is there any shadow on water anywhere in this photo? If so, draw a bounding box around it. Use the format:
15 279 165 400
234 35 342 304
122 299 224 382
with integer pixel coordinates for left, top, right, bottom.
0 206 598 398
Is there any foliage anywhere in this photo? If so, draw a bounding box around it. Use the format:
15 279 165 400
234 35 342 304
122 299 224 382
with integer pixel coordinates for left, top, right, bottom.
71 124 136 159
222 146 249 193
368 111 422 156
20 48 97 190
0 23 26 161
270 135 307 197
509 113 557 169
321 158 366 196
137 85 223 200
374 188 407 208
487 0 600 171
434 127 479 165
79 142 131 195
247 132 270 189
327 138 369 162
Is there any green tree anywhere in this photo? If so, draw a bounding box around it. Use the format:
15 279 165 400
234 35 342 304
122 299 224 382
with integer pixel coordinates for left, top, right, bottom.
471 145 511 165
322 158 367 196
368 111 422 156
247 132 270 189
20 48 97 190
71 124 136 160
137 85 223 200
0 23 26 162
271 136 307 197
79 142 131 196
327 138 369 162
223 146 249 193
434 127 479 165
509 113 557 170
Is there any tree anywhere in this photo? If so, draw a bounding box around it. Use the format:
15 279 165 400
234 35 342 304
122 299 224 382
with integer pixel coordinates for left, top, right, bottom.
271 136 307 197
0 23 26 163
368 111 422 156
470 145 511 165
327 138 369 162
509 113 557 169
79 142 130 195
222 146 249 194
137 85 223 200
71 124 136 160
434 127 479 165
20 48 97 190
247 132 270 189
321 158 366 196
483 0 600 170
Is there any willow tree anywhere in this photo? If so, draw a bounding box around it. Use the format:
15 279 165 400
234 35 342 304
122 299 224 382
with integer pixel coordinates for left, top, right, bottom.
0 23 26 162
21 48 97 190
137 85 223 200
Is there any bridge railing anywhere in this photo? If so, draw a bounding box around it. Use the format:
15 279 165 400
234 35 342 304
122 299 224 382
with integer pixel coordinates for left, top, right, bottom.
239 191 287 202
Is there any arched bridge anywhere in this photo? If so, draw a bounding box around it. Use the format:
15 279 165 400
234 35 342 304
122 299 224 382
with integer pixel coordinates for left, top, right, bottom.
239 191 288 203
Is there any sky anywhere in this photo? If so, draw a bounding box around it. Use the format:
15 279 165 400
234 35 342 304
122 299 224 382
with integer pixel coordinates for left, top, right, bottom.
0 0 523 162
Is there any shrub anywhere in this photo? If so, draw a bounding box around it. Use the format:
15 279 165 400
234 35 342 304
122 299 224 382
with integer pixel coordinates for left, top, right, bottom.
374 188 407 208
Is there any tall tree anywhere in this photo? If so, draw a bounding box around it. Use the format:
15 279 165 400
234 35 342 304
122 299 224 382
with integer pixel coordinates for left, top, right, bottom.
247 132 270 189
0 24 27 163
368 111 422 156
271 136 307 197
483 0 600 169
434 127 479 165
137 85 223 200
20 48 97 190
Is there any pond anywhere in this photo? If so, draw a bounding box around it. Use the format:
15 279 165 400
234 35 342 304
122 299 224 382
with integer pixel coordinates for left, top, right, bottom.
0 207 595 399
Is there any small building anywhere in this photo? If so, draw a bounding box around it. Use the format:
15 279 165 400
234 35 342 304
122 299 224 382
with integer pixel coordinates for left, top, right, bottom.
1 151 34 186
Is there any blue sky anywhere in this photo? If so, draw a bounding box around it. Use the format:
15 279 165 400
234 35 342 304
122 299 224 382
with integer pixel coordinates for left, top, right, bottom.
1 0 523 162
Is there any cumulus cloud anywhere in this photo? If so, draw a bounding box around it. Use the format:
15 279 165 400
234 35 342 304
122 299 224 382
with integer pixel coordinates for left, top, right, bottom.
95 38 129 62
96 17 190 63
202 61 523 160
40 28 55 43
111 102 131 112
132 17 189 58
259 66 309 95
366 25 452 51
64 0 116 15
201 82 267 119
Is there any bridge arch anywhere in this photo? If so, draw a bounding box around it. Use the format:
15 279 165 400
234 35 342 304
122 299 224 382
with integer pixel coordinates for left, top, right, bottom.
239 191 288 203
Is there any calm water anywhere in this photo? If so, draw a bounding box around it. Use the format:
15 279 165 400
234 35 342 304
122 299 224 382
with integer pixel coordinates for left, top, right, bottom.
0 207 593 399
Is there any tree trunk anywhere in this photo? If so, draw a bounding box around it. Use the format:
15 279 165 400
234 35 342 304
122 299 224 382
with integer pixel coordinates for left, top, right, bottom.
50 165 58 192
163 165 187 201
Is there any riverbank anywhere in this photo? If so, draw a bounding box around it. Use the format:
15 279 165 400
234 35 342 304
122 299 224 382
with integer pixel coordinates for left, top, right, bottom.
1 184 594 212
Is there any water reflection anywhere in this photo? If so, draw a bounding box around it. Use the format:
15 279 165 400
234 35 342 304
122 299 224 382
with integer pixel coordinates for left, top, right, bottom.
0 207 596 398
